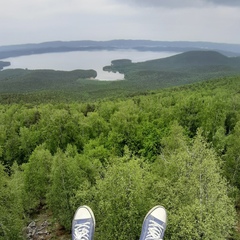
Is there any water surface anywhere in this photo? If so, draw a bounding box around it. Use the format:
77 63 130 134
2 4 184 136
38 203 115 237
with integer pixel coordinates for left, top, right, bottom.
4 50 179 80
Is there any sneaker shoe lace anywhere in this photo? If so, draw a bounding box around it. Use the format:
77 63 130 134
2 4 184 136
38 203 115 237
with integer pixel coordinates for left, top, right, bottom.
145 220 165 240
73 222 91 240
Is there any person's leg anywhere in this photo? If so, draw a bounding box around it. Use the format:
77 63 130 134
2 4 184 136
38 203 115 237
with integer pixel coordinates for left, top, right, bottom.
72 205 95 240
139 205 167 240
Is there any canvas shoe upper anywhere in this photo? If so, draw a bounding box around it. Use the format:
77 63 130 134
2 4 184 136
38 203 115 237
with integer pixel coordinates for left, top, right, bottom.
139 206 167 240
72 205 95 240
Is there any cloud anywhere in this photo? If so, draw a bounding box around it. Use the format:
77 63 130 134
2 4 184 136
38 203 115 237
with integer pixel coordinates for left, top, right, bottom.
115 0 240 8
0 0 239 45
206 0 240 6
0 0 127 20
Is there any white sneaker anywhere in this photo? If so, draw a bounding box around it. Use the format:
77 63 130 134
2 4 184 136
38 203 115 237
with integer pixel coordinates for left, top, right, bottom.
139 206 167 240
72 205 95 240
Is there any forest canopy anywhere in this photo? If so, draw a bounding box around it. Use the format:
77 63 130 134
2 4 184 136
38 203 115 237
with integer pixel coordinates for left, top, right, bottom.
1 75 240 239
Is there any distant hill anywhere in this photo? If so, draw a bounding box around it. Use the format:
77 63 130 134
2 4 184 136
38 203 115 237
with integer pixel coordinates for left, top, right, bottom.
105 51 240 72
0 40 240 59
143 51 232 67
102 51 240 90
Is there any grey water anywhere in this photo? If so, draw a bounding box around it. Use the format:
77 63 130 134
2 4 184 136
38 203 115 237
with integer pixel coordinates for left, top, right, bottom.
3 50 179 80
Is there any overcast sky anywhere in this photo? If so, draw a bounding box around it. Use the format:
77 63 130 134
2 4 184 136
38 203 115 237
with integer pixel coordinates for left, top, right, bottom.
1 0 240 46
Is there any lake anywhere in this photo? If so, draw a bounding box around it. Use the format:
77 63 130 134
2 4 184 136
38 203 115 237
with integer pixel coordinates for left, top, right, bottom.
3 50 179 80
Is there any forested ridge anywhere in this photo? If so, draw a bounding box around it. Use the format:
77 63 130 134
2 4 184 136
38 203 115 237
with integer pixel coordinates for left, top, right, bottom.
1 51 240 106
1 74 240 239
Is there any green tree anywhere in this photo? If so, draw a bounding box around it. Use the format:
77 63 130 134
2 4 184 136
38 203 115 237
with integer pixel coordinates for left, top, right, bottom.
139 121 163 161
0 163 24 239
19 126 41 163
176 95 202 138
85 112 109 139
152 129 236 239
23 145 52 211
223 121 240 189
39 107 84 154
47 145 96 230
92 156 153 240
108 100 142 155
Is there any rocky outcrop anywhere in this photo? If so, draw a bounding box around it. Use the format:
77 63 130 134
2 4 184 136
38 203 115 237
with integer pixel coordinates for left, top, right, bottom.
25 220 51 240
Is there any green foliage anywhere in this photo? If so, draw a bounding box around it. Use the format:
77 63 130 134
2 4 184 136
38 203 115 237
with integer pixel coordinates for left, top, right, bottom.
1 75 240 238
0 163 24 239
152 130 236 239
223 121 240 188
92 157 153 240
108 100 143 155
23 145 52 211
47 148 78 229
39 107 84 153
47 145 99 229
